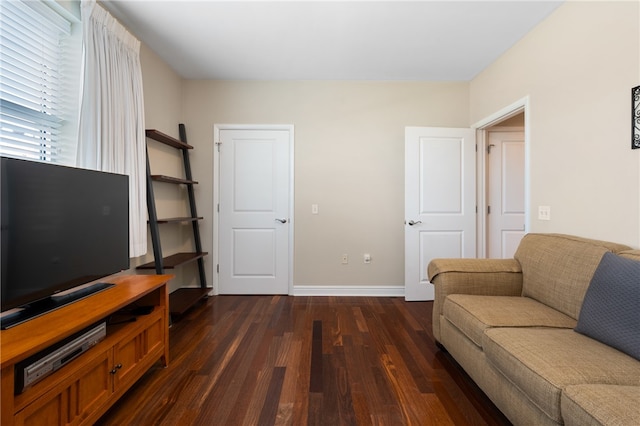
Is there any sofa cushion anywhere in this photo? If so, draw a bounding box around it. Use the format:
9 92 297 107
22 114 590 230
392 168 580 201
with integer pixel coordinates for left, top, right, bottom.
575 252 640 360
514 233 630 320
443 295 576 347
562 384 640 426
483 328 640 423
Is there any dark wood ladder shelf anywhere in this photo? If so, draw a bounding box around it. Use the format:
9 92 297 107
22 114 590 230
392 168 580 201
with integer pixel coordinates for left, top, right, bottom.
167 288 210 316
150 175 198 185
139 125 210 317
145 129 193 149
154 217 203 224
137 252 209 269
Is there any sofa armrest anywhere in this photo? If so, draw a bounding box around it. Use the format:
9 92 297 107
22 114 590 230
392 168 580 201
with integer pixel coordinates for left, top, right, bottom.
429 258 523 343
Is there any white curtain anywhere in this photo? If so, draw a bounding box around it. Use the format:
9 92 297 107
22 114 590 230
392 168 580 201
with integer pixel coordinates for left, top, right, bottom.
77 0 147 258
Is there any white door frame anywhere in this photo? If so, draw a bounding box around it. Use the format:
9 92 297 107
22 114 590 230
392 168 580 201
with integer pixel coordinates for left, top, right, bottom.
212 124 295 295
472 96 531 258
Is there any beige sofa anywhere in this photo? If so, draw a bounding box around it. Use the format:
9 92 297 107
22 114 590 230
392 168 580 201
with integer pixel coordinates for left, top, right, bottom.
428 233 640 425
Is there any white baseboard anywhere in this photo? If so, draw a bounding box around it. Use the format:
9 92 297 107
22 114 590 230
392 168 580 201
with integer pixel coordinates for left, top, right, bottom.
292 285 405 297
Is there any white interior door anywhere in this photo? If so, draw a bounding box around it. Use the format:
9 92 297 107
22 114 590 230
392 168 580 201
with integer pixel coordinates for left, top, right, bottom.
487 130 525 258
217 126 292 295
405 127 476 301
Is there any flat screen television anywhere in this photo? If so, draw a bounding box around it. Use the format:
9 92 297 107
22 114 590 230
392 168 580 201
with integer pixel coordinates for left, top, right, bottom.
1 157 129 328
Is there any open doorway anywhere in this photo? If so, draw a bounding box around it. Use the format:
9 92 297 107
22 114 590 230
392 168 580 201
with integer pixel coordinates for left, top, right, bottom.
484 114 525 258
473 98 529 259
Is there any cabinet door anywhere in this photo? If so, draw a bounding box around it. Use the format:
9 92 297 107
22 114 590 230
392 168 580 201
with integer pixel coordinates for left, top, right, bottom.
112 326 141 391
15 350 112 426
72 350 113 425
112 311 164 391
144 313 164 357
14 392 66 426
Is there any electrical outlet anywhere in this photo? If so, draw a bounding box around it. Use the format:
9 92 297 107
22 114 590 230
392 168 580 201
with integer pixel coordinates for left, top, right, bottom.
363 253 371 264
341 254 349 264
312 204 318 214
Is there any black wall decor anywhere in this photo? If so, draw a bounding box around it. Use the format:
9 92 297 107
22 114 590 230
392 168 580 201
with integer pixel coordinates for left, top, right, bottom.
633 85 640 149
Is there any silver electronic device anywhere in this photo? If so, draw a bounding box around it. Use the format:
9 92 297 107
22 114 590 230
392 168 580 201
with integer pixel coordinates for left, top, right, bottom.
15 321 106 393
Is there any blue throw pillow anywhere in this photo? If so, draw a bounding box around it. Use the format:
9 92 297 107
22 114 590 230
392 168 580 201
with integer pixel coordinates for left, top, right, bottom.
575 252 640 360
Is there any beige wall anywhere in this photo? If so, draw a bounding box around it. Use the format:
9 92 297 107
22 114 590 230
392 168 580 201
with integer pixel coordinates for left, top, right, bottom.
137 0 640 294
470 0 640 248
136 45 192 292
182 81 469 290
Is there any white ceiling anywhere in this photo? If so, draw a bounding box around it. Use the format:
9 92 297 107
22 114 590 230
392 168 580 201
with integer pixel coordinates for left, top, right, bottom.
101 0 563 81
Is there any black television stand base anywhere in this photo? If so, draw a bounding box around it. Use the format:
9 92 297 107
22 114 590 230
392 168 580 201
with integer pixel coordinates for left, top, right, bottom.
0 282 115 329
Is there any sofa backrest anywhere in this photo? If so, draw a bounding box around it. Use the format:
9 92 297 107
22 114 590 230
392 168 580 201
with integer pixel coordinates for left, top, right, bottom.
619 249 640 262
514 233 631 319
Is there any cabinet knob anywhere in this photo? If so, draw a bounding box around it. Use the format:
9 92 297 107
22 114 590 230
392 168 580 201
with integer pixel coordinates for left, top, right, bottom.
111 363 123 374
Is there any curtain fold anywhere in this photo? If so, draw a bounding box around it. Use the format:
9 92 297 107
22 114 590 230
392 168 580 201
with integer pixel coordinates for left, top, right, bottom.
77 0 147 258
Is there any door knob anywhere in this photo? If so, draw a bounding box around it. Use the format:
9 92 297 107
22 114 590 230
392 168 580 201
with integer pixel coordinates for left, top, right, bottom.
275 218 287 224
407 220 422 226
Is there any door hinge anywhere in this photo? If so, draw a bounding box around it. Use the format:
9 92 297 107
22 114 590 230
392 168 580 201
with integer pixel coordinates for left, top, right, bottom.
215 142 222 152
487 205 491 214
217 203 219 213
217 264 219 273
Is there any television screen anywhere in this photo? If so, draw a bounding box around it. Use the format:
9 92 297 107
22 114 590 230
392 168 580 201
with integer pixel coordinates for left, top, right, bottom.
1 157 129 314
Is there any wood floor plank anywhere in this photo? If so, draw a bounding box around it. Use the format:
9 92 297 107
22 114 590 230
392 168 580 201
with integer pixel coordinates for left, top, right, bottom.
275 332 293 368
97 296 511 426
198 302 276 424
349 389 373 426
258 367 287 425
323 345 357 425
240 365 274 425
309 320 323 393
274 401 294 426
290 299 312 426
307 392 324 426
277 338 301 405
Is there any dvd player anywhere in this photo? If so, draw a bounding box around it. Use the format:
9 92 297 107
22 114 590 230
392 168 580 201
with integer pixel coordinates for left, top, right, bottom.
15 322 106 393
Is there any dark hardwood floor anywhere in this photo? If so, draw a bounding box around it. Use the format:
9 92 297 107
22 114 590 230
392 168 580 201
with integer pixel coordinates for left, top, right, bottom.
97 296 511 425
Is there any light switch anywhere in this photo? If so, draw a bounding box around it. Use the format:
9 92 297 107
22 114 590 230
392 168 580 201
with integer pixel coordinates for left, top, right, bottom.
538 206 551 221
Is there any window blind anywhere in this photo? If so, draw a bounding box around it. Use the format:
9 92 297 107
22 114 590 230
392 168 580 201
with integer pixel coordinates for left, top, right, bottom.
0 0 71 162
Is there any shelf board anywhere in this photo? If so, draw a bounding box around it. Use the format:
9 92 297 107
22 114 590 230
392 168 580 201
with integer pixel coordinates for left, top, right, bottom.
154 217 203 224
146 129 193 150
136 252 208 270
169 287 209 316
150 175 198 185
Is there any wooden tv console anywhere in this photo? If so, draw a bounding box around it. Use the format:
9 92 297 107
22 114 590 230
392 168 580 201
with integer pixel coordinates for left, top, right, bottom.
0 274 172 426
